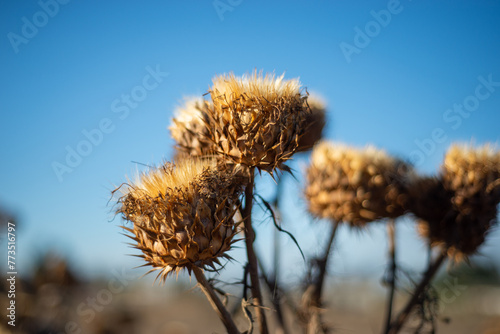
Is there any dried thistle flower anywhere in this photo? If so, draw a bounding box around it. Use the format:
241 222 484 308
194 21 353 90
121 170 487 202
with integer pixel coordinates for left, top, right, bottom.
205 70 310 173
305 141 413 226
410 143 500 261
442 143 500 213
169 97 214 158
297 94 327 152
116 158 243 282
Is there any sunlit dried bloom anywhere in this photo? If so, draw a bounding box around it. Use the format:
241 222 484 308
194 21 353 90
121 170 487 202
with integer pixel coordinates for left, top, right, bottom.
206 70 310 173
169 97 214 158
297 94 327 152
409 143 500 262
305 141 413 227
442 143 500 213
116 158 243 282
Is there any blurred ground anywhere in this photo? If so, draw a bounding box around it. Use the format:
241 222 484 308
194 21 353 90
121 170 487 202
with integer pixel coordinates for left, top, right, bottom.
1 254 500 334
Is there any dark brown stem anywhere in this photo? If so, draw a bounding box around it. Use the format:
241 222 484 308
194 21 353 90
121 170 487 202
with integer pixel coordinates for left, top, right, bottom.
192 266 241 334
312 220 340 305
301 220 339 334
388 251 447 334
383 219 397 334
243 168 269 334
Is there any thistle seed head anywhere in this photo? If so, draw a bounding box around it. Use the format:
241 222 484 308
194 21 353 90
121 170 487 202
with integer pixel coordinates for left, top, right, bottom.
169 97 214 158
206 70 310 173
116 158 243 283
305 141 413 227
442 143 500 215
408 142 500 262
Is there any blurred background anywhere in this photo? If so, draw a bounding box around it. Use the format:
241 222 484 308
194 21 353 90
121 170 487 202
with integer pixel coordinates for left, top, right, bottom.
1 1 500 333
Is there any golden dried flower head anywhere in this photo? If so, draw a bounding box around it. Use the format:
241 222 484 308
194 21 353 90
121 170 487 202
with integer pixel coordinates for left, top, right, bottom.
169 97 214 158
411 143 500 261
442 143 500 214
297 94 327 152
305 141 413 226
206 70 310 173
116 158 243 282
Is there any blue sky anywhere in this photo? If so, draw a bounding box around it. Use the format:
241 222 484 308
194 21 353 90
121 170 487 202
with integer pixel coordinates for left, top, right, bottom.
1 0 499 281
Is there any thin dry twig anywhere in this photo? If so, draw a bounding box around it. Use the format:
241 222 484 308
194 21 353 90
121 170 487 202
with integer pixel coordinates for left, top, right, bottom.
388 251 447 334
383 219 397 334
300 220 340 334
312 220 340 306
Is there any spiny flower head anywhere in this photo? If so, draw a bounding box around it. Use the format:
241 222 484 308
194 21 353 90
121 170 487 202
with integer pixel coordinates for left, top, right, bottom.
305 141 413 226
116 158 243 283
169 97 214 158
410 143 500 262
210 71 302 112
442 143 500 213
205 70 310 173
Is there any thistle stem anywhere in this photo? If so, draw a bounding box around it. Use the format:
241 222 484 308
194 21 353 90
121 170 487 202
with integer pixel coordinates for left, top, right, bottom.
388 251 447 334
243 169 269 334
301 220 339 334
383 219 397 334
192 266 241 334
312 220 340 305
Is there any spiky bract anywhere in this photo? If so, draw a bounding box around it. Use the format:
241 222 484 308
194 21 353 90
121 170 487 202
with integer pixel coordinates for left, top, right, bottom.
117 159 243 282
305 141 413 226
205 71 310 173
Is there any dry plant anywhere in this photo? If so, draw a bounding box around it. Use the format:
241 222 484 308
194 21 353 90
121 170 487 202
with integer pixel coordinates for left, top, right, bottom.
304 141 414 333
117 71 311 333
113 70 500 334
263 92 328 334
115 159 243 333
390 143 500 333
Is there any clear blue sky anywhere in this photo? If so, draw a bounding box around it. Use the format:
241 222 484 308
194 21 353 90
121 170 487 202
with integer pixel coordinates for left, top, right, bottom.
1 0 499 280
